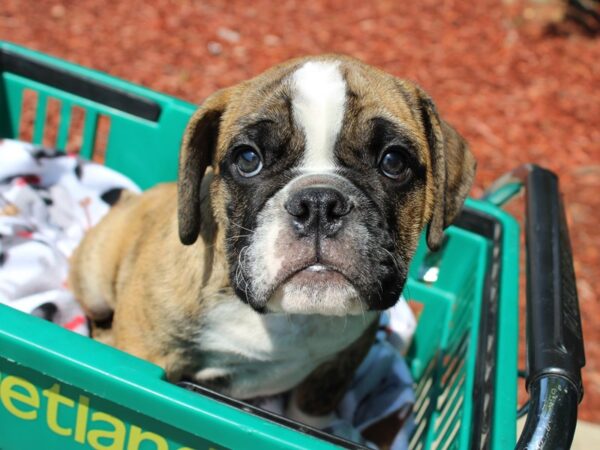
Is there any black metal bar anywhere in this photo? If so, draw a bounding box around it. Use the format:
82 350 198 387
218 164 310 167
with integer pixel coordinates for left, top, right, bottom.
0 47 162 121
503 165 585 450
178 381 369 450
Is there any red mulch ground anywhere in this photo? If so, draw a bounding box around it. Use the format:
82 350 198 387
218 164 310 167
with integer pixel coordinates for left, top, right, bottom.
2 0 599 422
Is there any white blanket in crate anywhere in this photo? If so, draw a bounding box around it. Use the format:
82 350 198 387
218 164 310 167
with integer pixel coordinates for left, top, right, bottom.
0 138 140 333
0 138 415 449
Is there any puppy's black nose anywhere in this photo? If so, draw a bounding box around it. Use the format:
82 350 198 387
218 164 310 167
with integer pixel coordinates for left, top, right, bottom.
285 186 353 237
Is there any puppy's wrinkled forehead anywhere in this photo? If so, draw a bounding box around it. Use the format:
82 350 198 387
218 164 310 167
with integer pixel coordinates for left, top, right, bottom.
215 56 424 163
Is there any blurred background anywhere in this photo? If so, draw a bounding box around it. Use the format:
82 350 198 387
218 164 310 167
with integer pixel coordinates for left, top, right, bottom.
2 0 598 426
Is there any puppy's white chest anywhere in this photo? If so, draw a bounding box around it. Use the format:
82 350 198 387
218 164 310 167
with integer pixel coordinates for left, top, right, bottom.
194 295 376 399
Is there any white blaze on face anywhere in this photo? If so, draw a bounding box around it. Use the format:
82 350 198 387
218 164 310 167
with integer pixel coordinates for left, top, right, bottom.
244 61 359 314
292 61 347 172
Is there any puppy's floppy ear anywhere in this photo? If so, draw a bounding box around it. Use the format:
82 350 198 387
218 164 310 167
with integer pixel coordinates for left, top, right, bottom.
178 88 231 245
418 89 476 251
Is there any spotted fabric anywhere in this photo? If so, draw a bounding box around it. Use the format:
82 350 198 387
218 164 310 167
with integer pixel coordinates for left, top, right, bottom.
0 138 140 334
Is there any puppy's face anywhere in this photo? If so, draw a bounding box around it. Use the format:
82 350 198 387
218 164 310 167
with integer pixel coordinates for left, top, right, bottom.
178 56 475 316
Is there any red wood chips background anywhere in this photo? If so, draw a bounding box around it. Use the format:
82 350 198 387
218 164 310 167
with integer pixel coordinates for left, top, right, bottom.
2 0 599 422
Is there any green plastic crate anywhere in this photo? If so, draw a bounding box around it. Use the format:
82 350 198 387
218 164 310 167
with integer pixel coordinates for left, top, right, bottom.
0 41 519 450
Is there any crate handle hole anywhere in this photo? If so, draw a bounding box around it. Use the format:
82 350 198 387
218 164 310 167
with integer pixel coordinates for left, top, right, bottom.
92 115 111 164
66 106 86 155
18 89 38 143
42 97 62 149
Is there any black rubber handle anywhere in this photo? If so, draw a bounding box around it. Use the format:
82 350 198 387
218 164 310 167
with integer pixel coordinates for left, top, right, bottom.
512 165 585 450
523 166 585 393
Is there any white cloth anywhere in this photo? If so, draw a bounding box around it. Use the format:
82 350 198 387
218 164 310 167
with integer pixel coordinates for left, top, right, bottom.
0 138 139 333
0 138 415 448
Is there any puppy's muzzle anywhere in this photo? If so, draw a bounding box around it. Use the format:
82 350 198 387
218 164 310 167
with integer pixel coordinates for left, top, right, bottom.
284 186 354 237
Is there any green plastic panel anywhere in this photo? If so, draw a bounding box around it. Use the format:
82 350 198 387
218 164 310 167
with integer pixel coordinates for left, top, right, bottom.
0 305 340 450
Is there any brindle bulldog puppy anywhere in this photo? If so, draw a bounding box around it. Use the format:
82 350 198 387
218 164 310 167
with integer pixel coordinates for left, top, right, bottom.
70 55 475 428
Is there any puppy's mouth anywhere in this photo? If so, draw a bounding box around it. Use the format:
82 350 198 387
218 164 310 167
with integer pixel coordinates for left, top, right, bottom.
277 262 353 289
259 259 365 315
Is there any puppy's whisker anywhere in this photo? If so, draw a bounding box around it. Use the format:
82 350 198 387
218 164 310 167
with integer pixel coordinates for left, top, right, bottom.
229 221 254 234
357 298 367 324
382 248 403 275
205 233 253 250
224 234 253 241
235 245 252 300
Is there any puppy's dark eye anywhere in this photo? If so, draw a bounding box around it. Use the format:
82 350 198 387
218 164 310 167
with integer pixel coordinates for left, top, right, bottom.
234 146 263 177
379 147 411 182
